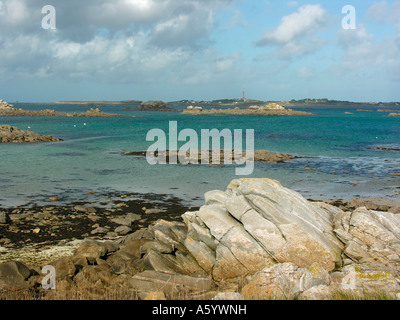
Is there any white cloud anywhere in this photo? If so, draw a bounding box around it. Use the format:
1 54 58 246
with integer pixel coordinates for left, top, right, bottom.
367 0 389 23
337 24 374 50
229 9 248 28
287 1 298 8
367 0 400 30
257 4 327 45
256 4 328 58
334 22 400 83
297 66 314 79
0 0 236 85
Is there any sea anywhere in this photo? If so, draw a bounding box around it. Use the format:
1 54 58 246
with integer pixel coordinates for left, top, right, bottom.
1 103 399 208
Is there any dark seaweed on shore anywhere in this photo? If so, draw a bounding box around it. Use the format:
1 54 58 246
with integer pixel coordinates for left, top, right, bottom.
0 192 199 249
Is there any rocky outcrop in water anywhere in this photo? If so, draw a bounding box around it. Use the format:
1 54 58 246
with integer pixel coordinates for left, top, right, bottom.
182 103 312 116
2 178 400 299
123 149 297 164
0 107 126 117
0 125 62 143
140 101 172 111
0 100 14 110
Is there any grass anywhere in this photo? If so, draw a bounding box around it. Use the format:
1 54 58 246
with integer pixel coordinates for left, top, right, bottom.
0 285 141 301
1 285 397 301
328 288 397 301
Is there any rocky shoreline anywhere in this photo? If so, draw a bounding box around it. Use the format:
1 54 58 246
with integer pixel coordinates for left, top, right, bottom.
0 125 62 143
0 107 127 118
0 191 197 267
1 179 400 300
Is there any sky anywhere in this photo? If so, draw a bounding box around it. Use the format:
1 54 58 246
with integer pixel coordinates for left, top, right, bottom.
0 0 399 103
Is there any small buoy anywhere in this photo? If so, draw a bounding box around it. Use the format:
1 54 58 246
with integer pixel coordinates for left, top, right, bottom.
84 123 87 126
28 126 31 129
74 125 76 127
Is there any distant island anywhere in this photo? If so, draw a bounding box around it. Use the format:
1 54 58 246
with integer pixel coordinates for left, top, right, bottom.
53 100 142 106
182 103 313 116
122 101 175 112
50 98 400 109
173 98 400 109
0 99 129 118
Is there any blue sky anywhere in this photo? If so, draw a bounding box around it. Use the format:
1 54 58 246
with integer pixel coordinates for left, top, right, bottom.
0 0 399 102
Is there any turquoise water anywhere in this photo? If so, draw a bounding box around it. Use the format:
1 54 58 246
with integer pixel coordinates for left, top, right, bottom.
1 104 399 207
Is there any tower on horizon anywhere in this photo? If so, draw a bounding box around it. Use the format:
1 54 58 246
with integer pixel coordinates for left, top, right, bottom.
242 91 245 100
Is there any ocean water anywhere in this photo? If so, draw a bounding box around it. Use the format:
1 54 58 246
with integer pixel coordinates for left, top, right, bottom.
0 103 399 208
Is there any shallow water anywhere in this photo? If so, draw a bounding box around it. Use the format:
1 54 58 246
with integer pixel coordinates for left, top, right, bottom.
1 104 399 207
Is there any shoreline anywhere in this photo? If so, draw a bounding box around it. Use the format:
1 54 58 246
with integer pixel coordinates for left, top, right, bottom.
1 188 399 268
0 190 199 267
0 107 129 118
1 180 400 301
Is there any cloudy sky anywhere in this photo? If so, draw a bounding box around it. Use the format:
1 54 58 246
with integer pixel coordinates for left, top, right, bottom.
0 0 399 102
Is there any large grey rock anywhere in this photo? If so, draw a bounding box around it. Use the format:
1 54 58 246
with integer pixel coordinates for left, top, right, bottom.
49 257 76 280
241 263 308 299
301 262 332 291
73 240 118 264
341 264 400 293
0 261 31 289
182 178 343 280
334 207 400 274
299 285 332 300
212 292 245 300
241 262 333 300
114 226 132 235
128 270 215 299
